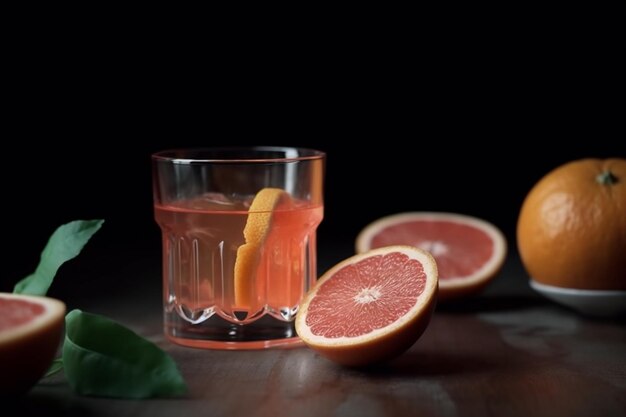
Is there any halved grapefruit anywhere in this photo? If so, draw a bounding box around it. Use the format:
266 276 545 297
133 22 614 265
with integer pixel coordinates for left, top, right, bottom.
295 246 438 366
0 293 66 396
356 212 506 301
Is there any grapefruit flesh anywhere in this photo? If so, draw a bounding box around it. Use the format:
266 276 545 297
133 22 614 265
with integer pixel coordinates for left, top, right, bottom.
356 212 506 301
0 293 66 396
296 246 438 366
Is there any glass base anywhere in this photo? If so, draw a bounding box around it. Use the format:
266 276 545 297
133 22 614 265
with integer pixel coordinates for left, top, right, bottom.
164 312 304 350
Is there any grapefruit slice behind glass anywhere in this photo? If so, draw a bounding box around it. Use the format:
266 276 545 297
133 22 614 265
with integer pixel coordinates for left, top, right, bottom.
295 246 438 366
356 212 506 301
0 293 66 395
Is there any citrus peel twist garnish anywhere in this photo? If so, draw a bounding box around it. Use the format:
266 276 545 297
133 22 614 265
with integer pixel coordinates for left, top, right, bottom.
234 188 290 307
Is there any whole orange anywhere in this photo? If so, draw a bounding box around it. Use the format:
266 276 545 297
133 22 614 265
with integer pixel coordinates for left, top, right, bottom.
517 158 626 290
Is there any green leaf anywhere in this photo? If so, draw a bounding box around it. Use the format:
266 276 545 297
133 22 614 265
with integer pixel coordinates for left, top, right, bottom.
44 358 64 378
63 309 187 398
13 220 104 295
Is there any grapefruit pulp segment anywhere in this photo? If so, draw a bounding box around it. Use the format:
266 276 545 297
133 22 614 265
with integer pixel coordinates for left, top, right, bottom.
356 212 506 301
0 293 66 396
296 246 438 366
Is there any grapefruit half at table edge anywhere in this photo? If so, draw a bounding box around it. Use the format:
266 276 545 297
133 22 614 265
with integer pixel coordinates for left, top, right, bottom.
355 212 507 301
0 293 66 396
295 245 438 367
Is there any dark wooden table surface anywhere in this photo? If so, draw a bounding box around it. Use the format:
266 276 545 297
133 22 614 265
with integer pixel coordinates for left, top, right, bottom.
12 250 626 417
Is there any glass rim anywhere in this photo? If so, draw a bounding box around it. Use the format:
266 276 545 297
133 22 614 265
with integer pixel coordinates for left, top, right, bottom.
152 146 325 164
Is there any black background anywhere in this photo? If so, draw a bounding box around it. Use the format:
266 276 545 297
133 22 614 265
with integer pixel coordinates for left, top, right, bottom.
1 8 623 297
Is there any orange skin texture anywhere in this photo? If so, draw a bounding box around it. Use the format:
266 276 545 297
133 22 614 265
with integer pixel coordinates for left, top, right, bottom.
517 158 626 290
308 290 437 367
0 296 65 396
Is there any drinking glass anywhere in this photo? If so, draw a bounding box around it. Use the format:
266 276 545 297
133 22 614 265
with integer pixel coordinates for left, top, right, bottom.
152 147 324 349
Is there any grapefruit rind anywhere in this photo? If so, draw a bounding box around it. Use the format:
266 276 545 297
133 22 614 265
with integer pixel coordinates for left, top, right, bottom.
234 188 290 307
0 293 66 396
295 246 438 365
0 293 65 345
356 212 506 301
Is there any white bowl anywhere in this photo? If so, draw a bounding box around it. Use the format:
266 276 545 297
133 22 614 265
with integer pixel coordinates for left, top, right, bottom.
530 280 626 317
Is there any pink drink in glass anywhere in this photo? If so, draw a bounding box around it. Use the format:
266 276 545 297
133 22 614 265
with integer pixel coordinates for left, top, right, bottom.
152 148 324 349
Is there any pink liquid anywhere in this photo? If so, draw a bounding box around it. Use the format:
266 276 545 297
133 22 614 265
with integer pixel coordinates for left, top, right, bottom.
155 193 323 348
